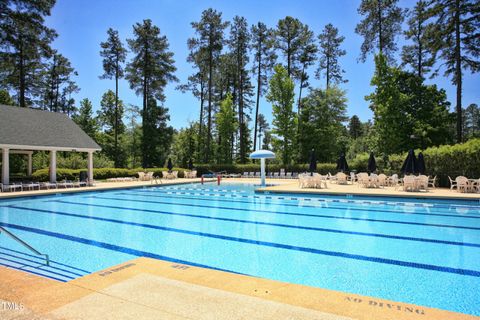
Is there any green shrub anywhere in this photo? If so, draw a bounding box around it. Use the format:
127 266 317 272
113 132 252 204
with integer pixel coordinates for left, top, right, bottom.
31 167 189 181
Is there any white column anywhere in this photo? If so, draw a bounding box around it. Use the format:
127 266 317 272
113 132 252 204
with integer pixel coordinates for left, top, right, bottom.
2 148 9 186
87 151 93 185
260 158 266 187
27 152 33 176
49 150 57 183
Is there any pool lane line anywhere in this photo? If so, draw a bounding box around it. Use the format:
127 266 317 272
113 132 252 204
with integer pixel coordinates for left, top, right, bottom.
1 219 480 279
11 203 480 249
135 189 480 215
0 221 241 276
0 251 85 277
0 261 69 282
80 196 480 231
0 246 91 273
116 190 480 220
140 188 480 210
0 255 75 280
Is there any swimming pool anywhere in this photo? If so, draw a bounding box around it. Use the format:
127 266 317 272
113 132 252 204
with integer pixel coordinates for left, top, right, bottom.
1 182 479 315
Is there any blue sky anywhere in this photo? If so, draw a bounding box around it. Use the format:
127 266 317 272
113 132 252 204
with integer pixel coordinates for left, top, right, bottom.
46 0 479 130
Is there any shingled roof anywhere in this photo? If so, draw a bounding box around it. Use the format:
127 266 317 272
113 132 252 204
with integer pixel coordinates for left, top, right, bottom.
0 104 101 151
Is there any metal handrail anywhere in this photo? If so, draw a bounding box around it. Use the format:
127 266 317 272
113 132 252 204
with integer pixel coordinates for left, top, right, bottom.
0 226 50 266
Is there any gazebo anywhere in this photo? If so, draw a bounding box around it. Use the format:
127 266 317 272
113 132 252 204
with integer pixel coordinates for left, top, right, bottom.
0 105 101 186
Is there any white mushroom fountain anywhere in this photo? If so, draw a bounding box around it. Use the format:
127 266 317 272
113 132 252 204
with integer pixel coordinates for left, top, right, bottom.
249 150 276 187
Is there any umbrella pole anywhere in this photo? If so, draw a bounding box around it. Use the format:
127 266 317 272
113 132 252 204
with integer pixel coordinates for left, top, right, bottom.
260 158 266 187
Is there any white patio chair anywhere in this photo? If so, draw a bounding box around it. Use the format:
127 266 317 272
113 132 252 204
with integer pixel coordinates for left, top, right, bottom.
403 176 417 192
428 176 437 189
448 176 457 190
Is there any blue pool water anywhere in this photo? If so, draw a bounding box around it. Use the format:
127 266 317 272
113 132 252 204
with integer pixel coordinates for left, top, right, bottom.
1 182 479 315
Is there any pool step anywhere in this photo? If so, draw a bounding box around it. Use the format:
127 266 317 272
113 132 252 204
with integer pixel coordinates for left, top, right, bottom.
0 246 88 282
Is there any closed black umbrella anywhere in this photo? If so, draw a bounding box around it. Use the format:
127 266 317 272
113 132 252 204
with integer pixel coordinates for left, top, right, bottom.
401 149 418 175
167 158 173 172
188 158 194 170
336 154 349 172
417 152 426 175
367 152 377 173
309 148 317 176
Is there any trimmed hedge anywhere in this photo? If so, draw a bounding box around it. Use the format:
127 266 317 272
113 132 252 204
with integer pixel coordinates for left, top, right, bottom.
193 163 337 176
32 167 189 181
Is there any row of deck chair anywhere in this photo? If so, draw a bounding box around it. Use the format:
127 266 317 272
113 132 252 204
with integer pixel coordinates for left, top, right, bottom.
0 180 89 192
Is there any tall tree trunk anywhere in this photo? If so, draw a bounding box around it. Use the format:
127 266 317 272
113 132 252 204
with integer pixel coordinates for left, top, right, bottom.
198 76 204 157
287 39 291 77
206 39 213 163
114 60 119 167
417 17 422 79
142 51 148 168
454 0 462 142
253 42 261 151
326 55 330 89
19 42 26 108
378 1 383 53
238 44 245 163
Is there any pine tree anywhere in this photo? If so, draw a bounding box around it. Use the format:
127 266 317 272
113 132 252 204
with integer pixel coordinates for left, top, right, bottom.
0 0 57 107
316 23 347 89
0 89 15 105
229 16 254 163
355 0 404 62
296 25 317 112
266 65 297 165
73 98 98 139
179 35 209 157
257 113 270 150
428 0 480 142
215 93 237 164
125 19 178 167
348 115 363 139
274 16 305 78
97 90 127 166
250 22 276 151
100 28 127 167
190 9 229 162
401 0 434 79
42 51 78 113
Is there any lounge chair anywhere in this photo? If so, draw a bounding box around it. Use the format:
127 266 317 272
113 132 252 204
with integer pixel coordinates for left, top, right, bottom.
0 183 23 192
273 172 279 179
40 181 57 190
22 181 40 191
286 172 292 179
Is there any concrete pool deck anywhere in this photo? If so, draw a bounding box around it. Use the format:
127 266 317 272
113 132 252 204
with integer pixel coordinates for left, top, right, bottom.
1 258 478 320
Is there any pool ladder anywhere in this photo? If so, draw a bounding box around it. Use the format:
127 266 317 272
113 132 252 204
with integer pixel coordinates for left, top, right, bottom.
0 226 50 266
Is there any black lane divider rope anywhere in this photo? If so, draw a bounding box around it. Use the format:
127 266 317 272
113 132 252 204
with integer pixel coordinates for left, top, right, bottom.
1 218 479 278
117 190 480 220
12 201 480 248
82 196 480 231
